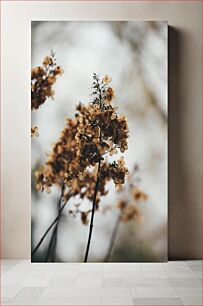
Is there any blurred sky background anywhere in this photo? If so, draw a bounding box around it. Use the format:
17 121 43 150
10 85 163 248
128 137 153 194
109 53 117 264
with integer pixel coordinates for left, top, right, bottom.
31 21 167 262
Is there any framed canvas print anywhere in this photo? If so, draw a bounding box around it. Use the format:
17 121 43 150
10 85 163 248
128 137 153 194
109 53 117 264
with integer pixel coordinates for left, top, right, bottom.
31 21 167 263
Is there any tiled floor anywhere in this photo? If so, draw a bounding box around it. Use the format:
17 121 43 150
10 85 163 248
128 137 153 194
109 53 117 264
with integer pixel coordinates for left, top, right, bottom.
1 260 202 305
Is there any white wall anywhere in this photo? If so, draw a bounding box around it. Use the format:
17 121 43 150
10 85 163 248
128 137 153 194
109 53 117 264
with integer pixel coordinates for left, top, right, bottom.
1 1 202 259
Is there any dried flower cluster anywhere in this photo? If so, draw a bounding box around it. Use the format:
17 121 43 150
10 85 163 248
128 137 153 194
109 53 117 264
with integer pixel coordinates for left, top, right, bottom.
33 73 130 262
31 51 63 110
117 166 148 223
31 52 63 138
35 118 78 193
35 74 129 208
30 55 151 264
100 158 129 190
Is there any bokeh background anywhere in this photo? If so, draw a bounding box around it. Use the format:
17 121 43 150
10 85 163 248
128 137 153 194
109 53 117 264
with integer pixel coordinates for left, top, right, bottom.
31 21 167 262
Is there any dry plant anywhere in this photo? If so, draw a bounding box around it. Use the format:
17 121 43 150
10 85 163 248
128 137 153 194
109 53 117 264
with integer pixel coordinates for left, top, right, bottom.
31 51 63 137
32 73 129 262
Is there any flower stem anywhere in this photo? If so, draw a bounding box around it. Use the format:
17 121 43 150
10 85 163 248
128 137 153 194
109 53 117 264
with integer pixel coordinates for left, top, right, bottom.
45 184 64 262
84 159 101 262
84 75 103 263
32 183 66 259
104 214 121 262
44 222 58 262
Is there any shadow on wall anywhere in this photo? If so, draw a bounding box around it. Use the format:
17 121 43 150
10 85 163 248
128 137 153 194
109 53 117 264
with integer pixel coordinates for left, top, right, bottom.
168 26 202 260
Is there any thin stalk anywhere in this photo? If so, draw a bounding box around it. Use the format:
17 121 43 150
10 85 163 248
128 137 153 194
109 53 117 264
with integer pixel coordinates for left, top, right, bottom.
84 160 101 262
84 76 105 262
44 183 64 262
31 185 68 258
51 191 62 262
44 223 58 262
104 214 121 262
31 201 67 258
45 184 64 262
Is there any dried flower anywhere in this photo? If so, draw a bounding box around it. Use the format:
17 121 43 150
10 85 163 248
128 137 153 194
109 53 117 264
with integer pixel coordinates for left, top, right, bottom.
33 74 130 262
132 187 148 201
105 87 115 103
31 51 63 110
31 126 39 137
35 118 78 193
102 75 112 84
121 204 141 222
116 166 148 223
35 74 129 227
42 55 53 66
35 169 52 193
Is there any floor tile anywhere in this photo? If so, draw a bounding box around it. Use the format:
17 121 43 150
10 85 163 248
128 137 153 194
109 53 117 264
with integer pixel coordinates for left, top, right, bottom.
193 271 202 279
102 278 122 287
54 269 80 278
17 271 55 287
102 287 131 298
2 265 15 274
189 264 202 272
140 263 165 272
169 278 202 287
186 260 202 266
47 277 76 288
163 261 187 266
143 271 168 278
133 287 178 298
103 270 143 278
2 296 38 305
78 271 102 278
2 263 35 287
122 277 172 287
133 297 183 305
74 271 102 287
35 297 101 305
1 259 202 306
175 287 202 298
75 276 102 287
33 263 60 272
102 297 134 305
2 287 22 299
164 265 192 272
166 271 197 278
81 263 102 272
41 286 101 298
15 287 45 298
56 264 82 273
180 296 202 305
103 263 142 272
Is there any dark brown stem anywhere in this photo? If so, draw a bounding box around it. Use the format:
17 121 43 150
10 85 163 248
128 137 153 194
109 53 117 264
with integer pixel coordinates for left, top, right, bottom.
45 184 64 262
84 160 101 262
104 214 121 262
45 183 65 262
32 185 68 258
44 223 58 262
84 76 103 262
51 191 62 262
